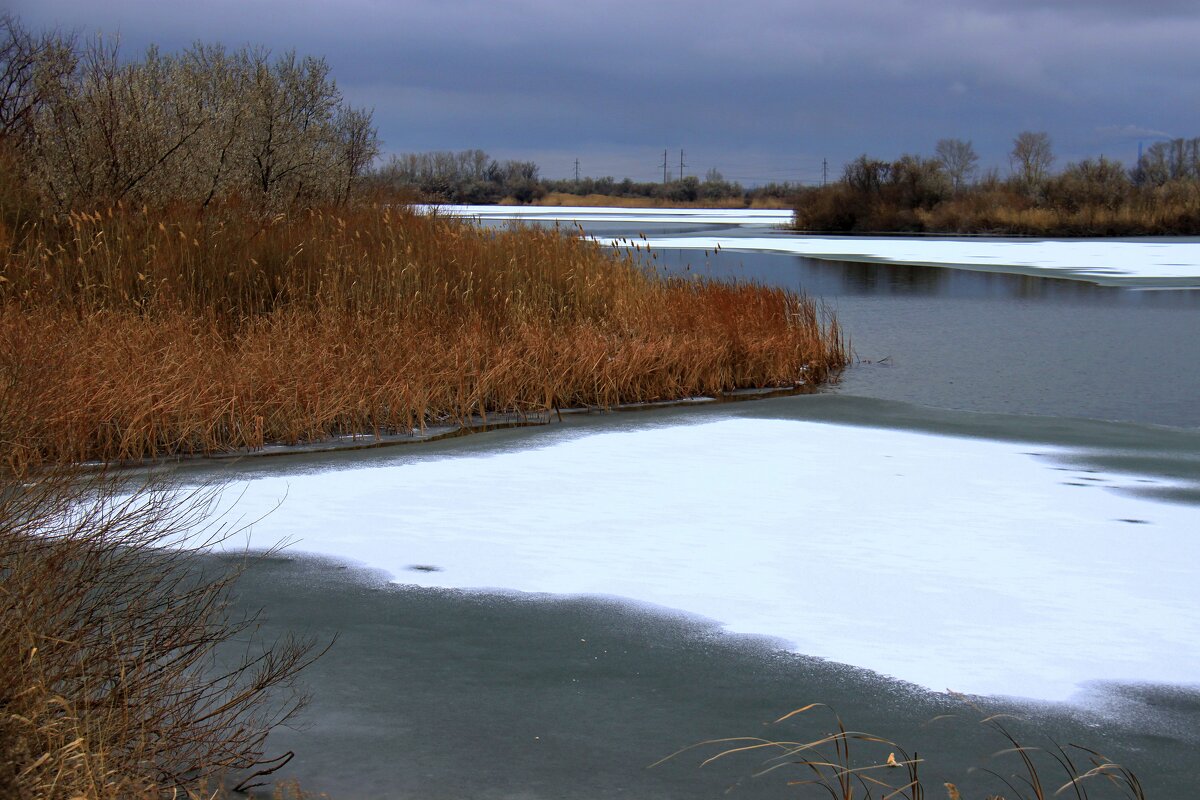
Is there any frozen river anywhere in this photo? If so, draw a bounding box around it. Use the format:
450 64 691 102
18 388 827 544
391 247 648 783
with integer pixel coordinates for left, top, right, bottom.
196 207 1200 798
442 204 1200 287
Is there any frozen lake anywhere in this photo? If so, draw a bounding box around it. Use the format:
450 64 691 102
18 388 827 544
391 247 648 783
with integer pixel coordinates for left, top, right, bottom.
197 207 1200 797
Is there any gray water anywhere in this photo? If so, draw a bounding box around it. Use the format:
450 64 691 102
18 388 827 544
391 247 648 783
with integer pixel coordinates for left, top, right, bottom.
649 246 1200 428
211 228 1200 798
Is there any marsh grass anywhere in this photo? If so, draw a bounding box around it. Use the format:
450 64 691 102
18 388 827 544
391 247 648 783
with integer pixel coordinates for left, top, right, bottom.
0 467 321 798
657 703 1147 800
912 187 1200 236
0 199 846 470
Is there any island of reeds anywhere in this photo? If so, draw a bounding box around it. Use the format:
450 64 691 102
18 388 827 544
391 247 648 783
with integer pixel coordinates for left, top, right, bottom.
0 197 845 472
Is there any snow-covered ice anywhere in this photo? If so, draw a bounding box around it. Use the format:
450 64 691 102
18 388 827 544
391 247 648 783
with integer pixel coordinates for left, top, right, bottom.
427 204 793 226
428 204 1200 284
215 418 1200 703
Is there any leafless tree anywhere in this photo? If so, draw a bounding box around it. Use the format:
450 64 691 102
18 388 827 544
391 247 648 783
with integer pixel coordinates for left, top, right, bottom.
1010 131 1054 190
334 105 379 204
4 14 379 210
0 14 75 142
242 50 338 205
935 138 978 192
1046 156 1130 211
888 154 951 208
1133 137 1200 186
177 42 251 207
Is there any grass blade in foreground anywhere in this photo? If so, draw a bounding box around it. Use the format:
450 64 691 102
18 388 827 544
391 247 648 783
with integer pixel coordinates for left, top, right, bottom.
658 704 1148 800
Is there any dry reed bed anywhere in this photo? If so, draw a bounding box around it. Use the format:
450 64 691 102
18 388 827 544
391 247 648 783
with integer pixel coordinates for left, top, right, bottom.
0 203 845 470
794 181 1200 236
916 194 1200 236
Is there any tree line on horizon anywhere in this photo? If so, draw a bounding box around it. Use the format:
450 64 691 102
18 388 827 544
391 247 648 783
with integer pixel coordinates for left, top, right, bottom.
369 135 1200 233
7 10 1196 234
369 151 800 206
796 132 1200 235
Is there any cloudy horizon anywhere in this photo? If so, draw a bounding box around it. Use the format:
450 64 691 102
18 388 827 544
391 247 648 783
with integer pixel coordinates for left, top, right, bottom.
7 0 1197 184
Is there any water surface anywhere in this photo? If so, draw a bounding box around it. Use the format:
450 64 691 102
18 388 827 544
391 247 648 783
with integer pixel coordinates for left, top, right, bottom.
203 214 1199 798
652 247 1200 428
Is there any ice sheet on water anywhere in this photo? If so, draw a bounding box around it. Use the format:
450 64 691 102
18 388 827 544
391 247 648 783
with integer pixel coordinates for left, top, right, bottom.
213 418 1200 703
422 205 1200 283
626 234 1200 283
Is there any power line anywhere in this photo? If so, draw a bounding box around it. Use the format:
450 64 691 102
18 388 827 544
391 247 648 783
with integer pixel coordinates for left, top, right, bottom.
661 149 669 184
679 149 687 181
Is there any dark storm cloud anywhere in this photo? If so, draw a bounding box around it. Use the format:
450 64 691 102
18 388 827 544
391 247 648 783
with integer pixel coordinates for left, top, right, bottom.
8 0 1199 181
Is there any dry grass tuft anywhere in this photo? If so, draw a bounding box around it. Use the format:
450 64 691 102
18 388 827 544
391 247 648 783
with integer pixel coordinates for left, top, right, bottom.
0 200 846 470
658 703 1147 800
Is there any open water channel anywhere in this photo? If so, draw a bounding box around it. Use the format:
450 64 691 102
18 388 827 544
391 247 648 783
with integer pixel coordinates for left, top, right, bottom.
191 209 1199 799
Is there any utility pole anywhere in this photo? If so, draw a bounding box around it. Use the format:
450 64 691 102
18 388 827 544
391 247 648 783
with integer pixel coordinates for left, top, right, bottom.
574 158 580 182
822 158 828 187
679 149 687 181
662 149 669 185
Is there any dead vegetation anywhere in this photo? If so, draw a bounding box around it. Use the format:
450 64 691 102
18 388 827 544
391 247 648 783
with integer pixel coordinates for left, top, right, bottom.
659 703 1147 800
794 143 1200 236
0 467 321 799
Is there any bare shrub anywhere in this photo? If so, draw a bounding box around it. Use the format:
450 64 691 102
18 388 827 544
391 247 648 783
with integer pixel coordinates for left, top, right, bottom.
0 467 321 798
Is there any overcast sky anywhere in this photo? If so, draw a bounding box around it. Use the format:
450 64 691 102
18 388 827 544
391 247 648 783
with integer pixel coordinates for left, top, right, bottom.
8 0 1198 183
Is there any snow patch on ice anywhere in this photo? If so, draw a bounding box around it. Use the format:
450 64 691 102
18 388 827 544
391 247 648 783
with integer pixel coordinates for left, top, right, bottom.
426 204 794 226
214 418 1200 703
